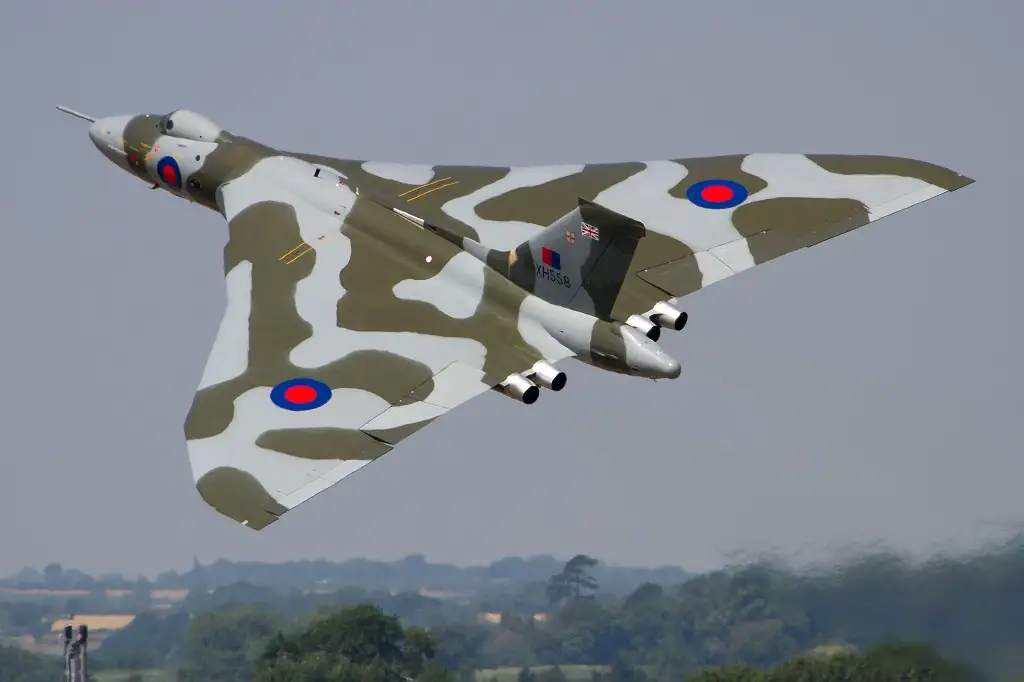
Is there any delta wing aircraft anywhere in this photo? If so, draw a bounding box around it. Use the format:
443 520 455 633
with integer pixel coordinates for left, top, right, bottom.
58 105 973 530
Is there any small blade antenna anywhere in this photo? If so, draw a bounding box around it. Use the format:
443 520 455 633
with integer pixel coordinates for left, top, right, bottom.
56 105 95 123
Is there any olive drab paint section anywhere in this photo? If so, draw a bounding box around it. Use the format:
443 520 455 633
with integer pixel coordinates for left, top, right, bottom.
66 106 975 531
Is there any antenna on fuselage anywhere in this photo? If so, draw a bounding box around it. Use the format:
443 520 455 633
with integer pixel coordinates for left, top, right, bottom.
55 105 95 123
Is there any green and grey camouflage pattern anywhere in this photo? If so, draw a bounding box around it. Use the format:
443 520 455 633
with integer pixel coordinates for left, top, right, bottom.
65 107 974 530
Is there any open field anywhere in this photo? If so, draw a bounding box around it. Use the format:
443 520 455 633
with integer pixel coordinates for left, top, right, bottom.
90 666 602 682
93 670 175 682
476 665 607 682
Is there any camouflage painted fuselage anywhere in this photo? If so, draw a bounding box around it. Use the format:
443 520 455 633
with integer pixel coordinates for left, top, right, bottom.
78 108 973 530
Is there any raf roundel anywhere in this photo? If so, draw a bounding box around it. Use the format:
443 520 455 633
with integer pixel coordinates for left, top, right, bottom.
270 378 332 411
155 156 183 191
686 179 749 210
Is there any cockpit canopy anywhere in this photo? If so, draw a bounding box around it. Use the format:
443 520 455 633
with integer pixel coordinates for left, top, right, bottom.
157 109 224 142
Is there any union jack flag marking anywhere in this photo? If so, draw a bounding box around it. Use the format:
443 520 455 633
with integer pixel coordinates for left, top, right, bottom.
580 221 599 240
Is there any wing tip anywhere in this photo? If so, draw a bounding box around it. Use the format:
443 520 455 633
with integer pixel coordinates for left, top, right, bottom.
803 153 975 194
949 173 975 191
195 466 289 530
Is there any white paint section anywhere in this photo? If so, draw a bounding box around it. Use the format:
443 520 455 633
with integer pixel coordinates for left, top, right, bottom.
197 261 253 390
88 115 132 171
868 184 946 220
517 295 592 362
692 251 735 288
291 202 351 334
592 160 757 270
277 460 373 509
392 251 486 319
219 156 302 221
742 154 945 220
361 401 448 431
442 164 585 250
361 161 436 185
166 109 224 142
220 156 355 221
708 239 757 276
423 362 492 408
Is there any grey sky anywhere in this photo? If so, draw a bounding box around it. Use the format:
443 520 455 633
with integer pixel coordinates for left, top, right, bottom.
0 1 1020 579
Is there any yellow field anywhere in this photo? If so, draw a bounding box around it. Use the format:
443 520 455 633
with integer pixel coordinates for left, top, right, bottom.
93 670 175 682
476 665 606 682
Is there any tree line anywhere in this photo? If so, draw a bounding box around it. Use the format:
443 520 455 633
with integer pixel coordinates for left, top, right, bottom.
0 604 992 682
1 535 1023 681
1 554 691 594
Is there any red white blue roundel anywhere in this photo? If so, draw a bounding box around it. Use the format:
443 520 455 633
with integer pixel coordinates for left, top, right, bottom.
686 179 749 209
270 378 332 411
156 156 182 190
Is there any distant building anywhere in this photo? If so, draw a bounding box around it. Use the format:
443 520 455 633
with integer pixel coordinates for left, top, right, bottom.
475 612 549 624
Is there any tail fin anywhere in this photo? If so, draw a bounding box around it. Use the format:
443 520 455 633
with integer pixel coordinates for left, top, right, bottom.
404 197 646 318
486 198 647 318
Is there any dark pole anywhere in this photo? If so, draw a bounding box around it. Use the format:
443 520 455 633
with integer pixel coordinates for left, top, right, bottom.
61 623 88 682
62 625 73 682
78 625 89 681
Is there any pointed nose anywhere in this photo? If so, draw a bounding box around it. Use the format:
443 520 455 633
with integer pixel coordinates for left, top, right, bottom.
88 115 133 169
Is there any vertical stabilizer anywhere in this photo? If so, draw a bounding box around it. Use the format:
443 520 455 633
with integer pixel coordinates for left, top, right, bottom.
483 198 647 318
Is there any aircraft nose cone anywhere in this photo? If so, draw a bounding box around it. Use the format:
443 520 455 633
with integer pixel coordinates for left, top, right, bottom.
88 115 132 168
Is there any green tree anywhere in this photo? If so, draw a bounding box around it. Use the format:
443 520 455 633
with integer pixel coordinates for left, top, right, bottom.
255 603 452 682
605 658 647 682
42 562 64 587
547 555 599 604
685 665 766 682
132 576 154 611
94 610 190 670
457 665 477 682
859 641 984 682
430 625 489 671
0 643 55 682
176 605 284 682
759 643 981 682
63 596 84 616
404 626 438 678
517 666 536 682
